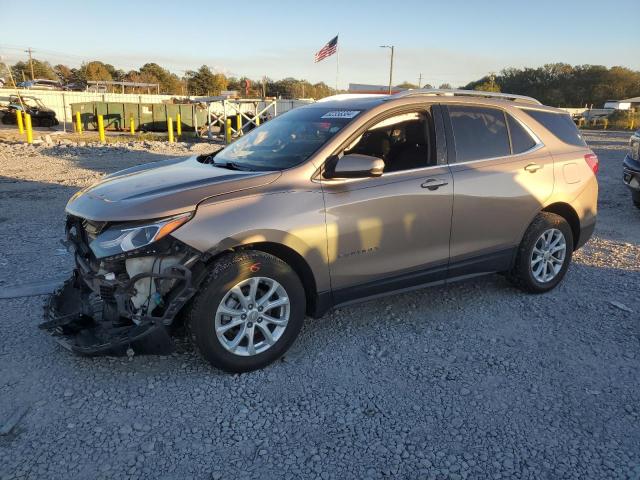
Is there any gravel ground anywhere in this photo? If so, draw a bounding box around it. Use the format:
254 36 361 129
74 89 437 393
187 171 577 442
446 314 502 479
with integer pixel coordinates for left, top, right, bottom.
0 131 639 480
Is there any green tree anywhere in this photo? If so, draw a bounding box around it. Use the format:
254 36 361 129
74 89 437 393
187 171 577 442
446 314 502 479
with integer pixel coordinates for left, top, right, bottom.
11 59 57 82
465 64 640 106
473 81 501 92
439 83 452 89
53 64 74 83
397 81 418 89
138 63 182 93
185 65 227 95
78 61 113 81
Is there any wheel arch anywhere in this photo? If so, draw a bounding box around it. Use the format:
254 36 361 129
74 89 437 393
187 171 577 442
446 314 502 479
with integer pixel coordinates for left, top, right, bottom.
541 202 580 250
238 241 319 316
203 239 323 318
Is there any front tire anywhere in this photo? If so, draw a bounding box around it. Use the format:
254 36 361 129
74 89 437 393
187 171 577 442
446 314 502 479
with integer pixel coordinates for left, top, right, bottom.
187 251 306 373
508 212 573 293
632 191 640 209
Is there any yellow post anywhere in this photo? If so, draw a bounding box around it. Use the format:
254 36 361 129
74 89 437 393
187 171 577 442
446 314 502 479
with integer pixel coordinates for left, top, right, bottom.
24 113 33 144
225 118 232 144
129 116 135 135
16 109 24 134
167 117 174 143
255 115 260 127
97 114 106 143
75 111 82 134
176 113 182 137
603 118 608 130
236 114 242 135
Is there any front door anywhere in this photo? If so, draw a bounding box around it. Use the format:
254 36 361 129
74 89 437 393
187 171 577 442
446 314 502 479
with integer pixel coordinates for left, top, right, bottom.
320 108 454 304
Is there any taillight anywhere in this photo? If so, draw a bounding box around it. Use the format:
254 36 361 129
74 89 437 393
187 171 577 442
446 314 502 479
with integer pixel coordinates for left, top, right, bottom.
584 153 599 174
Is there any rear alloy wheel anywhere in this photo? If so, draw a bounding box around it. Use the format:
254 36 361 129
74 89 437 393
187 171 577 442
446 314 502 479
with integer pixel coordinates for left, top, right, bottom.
508 212 573 293
188 251 305 372
530 228 567 283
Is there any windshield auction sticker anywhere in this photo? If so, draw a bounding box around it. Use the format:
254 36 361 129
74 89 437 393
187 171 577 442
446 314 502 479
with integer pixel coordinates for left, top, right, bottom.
321 110 361 119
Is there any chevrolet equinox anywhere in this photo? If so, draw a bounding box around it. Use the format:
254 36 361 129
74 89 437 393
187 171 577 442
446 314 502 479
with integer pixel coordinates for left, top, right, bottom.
43 89 599 372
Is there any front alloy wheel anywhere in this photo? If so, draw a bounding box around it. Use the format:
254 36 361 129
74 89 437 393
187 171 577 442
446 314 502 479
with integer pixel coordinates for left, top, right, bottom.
215 277 290 356
188 251 305 372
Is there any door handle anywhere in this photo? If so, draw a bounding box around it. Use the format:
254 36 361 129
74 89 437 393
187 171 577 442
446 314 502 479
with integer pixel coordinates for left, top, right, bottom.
421 178 449 190
524 163 542 173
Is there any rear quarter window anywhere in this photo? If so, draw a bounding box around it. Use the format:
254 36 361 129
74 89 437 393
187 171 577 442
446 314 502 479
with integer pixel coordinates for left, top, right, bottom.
523 109 586 147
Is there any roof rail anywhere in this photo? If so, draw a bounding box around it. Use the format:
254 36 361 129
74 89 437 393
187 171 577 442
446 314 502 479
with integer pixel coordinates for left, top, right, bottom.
389 88 542 105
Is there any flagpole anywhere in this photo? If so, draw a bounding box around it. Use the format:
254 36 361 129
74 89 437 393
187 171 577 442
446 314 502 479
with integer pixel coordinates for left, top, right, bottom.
335 34 339 94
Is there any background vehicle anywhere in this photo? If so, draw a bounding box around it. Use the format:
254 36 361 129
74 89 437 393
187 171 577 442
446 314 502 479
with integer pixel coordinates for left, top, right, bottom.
16 79 63 90
43 89 598 372
63 81 88 91
623 129 640 208
1 95 59 127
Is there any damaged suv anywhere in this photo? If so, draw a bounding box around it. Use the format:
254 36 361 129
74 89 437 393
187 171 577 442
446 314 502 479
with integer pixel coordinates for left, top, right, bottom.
43 89 598 372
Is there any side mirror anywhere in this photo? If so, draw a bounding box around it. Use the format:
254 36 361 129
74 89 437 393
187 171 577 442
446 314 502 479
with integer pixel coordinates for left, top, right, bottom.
326 154 385 179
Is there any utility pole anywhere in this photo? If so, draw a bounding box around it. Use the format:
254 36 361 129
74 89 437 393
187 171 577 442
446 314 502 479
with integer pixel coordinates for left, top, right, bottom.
418 73 423 89
25 48 35 80
380 45 395 94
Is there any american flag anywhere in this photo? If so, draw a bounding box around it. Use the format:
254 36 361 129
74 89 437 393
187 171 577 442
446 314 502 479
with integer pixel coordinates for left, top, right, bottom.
314 35 338 63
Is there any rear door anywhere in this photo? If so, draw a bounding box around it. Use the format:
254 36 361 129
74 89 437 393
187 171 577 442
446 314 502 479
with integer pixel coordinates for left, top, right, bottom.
443 104 554 277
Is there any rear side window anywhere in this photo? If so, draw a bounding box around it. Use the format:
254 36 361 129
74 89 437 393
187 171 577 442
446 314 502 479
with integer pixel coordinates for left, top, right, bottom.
507 114 537 153
523 110 587 147
448 106 510 162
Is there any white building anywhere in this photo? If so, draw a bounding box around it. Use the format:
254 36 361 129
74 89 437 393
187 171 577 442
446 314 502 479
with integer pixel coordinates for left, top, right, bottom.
604 97 640 110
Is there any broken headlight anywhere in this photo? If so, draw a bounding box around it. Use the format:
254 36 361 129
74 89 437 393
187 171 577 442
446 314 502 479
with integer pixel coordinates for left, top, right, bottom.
89 212 192 259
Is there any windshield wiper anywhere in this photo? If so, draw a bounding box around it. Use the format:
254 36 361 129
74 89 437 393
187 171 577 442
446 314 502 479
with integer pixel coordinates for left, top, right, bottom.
212 161 250 171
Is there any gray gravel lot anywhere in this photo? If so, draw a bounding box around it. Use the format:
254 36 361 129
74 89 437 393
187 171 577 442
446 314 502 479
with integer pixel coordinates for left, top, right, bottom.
0 131 639 479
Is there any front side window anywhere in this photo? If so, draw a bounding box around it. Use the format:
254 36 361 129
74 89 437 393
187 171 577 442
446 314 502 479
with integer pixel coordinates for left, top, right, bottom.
448 106 511 162
214 107 362 171
343 110 435 172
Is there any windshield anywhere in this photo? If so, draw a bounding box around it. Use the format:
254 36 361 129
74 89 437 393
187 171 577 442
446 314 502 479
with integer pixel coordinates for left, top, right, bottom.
213 107 362 171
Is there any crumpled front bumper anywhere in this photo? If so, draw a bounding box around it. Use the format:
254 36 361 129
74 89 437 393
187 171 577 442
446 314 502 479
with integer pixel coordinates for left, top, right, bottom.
40 258 199 356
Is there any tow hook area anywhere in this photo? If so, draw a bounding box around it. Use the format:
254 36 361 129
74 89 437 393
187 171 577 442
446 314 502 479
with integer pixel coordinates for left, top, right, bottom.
40 265 197 356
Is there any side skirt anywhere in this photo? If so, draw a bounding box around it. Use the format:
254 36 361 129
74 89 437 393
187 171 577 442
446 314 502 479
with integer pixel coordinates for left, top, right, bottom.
311 247 516 318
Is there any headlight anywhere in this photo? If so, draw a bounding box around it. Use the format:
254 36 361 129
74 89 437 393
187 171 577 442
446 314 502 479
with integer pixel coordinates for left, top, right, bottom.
89 212 192 258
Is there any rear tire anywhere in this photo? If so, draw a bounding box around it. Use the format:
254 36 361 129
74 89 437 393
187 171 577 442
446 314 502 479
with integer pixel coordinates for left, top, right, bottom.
187 251 305 373
632 191 640 209
508 212 573 293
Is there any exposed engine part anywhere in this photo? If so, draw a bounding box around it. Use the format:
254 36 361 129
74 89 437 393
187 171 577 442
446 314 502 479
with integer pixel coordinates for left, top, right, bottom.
125 256 182 313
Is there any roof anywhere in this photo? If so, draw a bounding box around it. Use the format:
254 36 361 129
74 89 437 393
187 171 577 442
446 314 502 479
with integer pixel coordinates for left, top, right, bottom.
305 95 388 110
305 89 562 113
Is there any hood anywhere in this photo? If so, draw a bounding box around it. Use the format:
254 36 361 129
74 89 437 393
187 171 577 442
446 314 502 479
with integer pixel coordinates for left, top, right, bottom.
66 155 281 221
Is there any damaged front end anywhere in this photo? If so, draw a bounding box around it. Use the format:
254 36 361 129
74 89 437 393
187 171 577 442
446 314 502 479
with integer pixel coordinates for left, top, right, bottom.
41 214 204 356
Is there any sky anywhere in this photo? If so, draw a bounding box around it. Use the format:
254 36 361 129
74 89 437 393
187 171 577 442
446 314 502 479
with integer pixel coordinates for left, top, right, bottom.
1 0 638 89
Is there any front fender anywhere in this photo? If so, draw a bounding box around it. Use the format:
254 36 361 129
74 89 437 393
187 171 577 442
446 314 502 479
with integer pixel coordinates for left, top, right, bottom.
171 190 331 292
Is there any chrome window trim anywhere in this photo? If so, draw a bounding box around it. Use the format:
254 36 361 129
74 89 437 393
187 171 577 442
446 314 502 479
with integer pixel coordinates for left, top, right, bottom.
447 142 545 167
318 163 447 185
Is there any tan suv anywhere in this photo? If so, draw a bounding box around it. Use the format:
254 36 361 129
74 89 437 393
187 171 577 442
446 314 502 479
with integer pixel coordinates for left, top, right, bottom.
43 89 599 372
